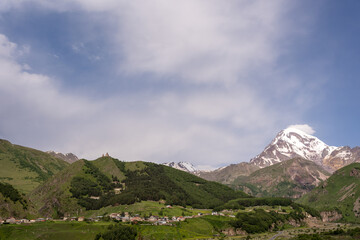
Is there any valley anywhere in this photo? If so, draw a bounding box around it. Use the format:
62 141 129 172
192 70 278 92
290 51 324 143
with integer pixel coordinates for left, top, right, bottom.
1 130 360 239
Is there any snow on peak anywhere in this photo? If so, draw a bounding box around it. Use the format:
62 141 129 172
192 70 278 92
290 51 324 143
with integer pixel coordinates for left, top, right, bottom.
162 161 198 173
250 127 339 167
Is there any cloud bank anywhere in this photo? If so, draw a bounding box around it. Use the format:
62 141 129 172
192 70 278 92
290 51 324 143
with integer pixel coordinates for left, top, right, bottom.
0 1 322 169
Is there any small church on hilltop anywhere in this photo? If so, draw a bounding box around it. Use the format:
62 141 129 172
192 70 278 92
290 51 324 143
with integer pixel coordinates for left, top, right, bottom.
101 152 110 157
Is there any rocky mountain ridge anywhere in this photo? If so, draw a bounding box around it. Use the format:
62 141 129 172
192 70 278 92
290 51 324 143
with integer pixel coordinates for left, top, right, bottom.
198 162 259 184
47 151 79 164
232 158 330 198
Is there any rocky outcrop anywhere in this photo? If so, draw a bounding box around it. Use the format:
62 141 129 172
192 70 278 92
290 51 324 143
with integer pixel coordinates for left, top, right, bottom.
222 228 246 236
320 211 342 222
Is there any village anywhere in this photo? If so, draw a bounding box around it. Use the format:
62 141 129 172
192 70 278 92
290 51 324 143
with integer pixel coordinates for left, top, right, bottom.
0 207 235 226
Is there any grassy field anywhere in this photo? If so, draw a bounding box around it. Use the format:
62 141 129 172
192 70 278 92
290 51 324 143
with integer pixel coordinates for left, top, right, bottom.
0 216 231 240
1 216 358 240
138 218 218 239
0 222 110 240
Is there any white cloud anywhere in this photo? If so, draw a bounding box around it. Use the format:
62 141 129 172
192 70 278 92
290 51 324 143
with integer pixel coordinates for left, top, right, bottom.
287 124 315 135
0 1 322 168
112 0 289 84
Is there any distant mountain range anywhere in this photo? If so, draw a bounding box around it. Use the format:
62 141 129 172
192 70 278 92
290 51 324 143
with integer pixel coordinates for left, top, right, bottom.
167 127 360 175
165 127 360 199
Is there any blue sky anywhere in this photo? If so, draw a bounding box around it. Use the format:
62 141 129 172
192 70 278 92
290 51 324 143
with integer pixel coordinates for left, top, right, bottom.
0 0 359 169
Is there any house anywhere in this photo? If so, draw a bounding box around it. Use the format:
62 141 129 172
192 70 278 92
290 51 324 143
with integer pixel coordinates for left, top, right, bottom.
6 218 16 224
148 216 158 222
114 188 122 194
78 216 85 222
166 205 172 208
90 196 100 200
177 216 186 221
211 212 218 216
130 216 143 222
157 220 167 225
20 219 30 224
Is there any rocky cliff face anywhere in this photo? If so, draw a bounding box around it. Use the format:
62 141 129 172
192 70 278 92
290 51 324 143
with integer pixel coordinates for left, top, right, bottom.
320 211 343 222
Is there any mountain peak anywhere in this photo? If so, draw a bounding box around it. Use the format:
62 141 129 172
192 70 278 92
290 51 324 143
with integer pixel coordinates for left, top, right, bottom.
162 161 198 173
250 128 337 168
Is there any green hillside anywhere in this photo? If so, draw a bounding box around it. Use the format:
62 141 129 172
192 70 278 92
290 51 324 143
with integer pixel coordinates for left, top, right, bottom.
0 139 69 193
231 158 330 199
298 162 360 223
0 182 38 219
30 157 249 218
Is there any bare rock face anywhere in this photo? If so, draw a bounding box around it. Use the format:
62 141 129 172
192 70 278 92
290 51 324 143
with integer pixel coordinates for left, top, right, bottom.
250 127 360 172
350 168 360 178
320 211 342 222
47 151 79 164
222 228 246 236
353 197 360 217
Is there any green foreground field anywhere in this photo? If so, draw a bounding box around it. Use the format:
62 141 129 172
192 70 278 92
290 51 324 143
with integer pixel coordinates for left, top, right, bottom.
0 222 110 240
3 221 359 240
0 216 230 240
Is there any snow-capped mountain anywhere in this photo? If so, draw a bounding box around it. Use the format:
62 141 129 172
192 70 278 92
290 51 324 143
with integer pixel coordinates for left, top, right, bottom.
250 127 360 172
47 151 79 164
163 162 198 173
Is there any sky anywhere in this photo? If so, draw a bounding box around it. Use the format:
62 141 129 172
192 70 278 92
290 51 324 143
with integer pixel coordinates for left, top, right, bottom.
0 0 360 170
